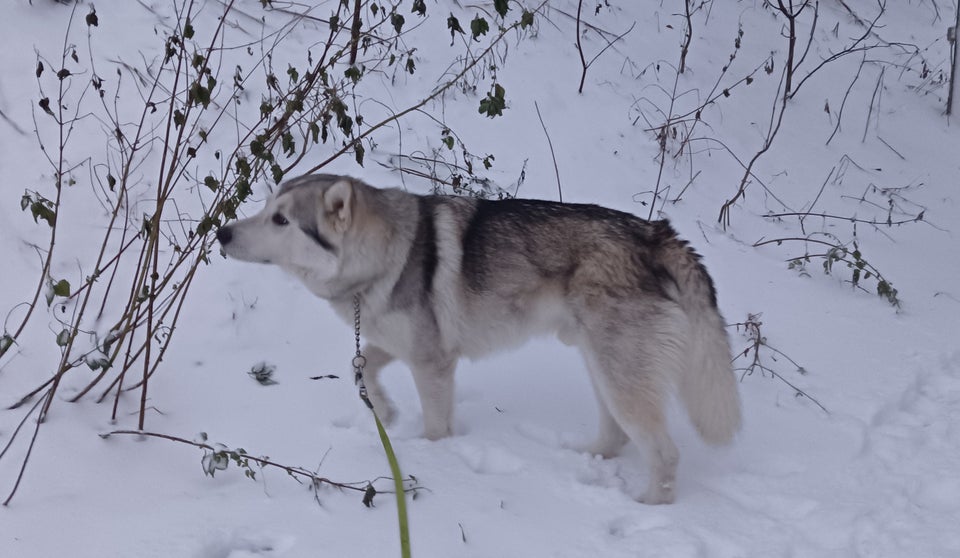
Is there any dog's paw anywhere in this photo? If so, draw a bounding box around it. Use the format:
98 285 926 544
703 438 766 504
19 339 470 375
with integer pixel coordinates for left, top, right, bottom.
637 482 675 505
423 425 453 441
568 439 624 459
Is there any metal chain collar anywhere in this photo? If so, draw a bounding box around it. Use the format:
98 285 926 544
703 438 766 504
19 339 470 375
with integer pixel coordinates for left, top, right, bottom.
352 293 372 409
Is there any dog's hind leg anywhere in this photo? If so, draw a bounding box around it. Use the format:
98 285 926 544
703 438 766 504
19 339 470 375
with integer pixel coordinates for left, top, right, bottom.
584 309 685 504
583 391 631 458
575 352 630 458
360 344 397 425
410 357 456 440
595 366 679 504
614 390 680 505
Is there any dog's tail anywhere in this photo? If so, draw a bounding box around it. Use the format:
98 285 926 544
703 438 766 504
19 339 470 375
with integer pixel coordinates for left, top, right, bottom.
660 231 742 446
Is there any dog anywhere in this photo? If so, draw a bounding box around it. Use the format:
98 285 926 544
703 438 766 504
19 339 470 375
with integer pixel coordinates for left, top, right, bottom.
216 174 741 504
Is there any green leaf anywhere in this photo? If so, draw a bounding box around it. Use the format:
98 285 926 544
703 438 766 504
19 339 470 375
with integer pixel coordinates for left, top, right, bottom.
189 82 211 108
282 132 296 156
520 10 534 29
20 193 30 211
38 97 53 115
250 138 266 158
362 484 377 507
354 141 365 166
203 176 219 192
31 201 56 228
494 0 510 17
391 12 405 33
411 0 426 16
441 134 454 150
56 329 71 347
248 362 278 386
877 280 899 306
196 215 219 237
331 97 353 135
470 15 489 41
183 21 195 40
345 65 362 83
0 334 13 357
85 7 98 27
285 98 304 115
173 109 185 128
236 156 251 177
447 14 464 44
202 451 230 477
271 164 284 184
85 353 111 371
405 57 416 74
107 174 117 190
287 65 299 84
259 100 273 117
479 83 507 118
52 279 71 298
236 177 251 201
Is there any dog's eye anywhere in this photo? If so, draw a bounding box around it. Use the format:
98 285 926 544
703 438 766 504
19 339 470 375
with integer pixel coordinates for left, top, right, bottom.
271 213 289 226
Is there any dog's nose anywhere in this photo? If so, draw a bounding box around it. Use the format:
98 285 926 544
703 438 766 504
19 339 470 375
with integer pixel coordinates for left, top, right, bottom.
216 226 233 245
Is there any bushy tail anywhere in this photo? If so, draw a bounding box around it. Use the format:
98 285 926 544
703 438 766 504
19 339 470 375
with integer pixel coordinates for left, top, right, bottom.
679 308 741 445
662 239 742 445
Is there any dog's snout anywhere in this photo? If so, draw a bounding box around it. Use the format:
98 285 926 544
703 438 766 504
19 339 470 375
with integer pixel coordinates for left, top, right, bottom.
216 226 233 245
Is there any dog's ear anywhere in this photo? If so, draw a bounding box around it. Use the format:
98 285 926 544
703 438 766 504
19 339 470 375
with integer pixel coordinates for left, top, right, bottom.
324 179 353 232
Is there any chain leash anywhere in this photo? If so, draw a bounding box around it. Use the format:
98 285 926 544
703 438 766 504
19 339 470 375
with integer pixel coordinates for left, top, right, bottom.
352 293 372 409
350 292 411 557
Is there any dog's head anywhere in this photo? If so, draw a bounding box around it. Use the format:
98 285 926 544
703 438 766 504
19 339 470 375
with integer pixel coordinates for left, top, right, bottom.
216 174 360 297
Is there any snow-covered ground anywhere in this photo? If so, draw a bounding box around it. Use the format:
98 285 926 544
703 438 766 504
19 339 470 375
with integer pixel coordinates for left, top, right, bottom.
2 1 959 556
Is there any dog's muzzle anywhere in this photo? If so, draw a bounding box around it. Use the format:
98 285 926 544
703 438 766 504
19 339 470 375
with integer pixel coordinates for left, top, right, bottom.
216 226 233 258
215 226 233 246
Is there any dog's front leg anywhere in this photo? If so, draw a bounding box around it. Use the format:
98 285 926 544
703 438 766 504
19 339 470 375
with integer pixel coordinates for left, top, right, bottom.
359 344 397 425
410 358 456 440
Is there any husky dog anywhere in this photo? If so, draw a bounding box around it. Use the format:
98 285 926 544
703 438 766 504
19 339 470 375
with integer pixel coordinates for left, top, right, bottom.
216 174 741 504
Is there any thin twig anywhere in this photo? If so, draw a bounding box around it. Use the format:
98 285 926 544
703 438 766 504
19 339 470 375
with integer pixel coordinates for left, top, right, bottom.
862 66 885 142
763 211 922 227
534 101 562 203
731 317 827 414
4 390 52 505
101 430 423 497
349 0 362 66
576 0 587 93
679 0 692 74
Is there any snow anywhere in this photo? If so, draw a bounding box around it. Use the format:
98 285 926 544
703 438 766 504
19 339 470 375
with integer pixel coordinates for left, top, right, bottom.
2 1 960 557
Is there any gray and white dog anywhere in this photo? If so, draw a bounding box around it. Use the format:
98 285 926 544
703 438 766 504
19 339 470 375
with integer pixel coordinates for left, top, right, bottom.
217 174 741 504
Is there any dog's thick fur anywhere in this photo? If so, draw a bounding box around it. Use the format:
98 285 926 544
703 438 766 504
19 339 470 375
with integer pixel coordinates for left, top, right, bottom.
217 174 741 504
